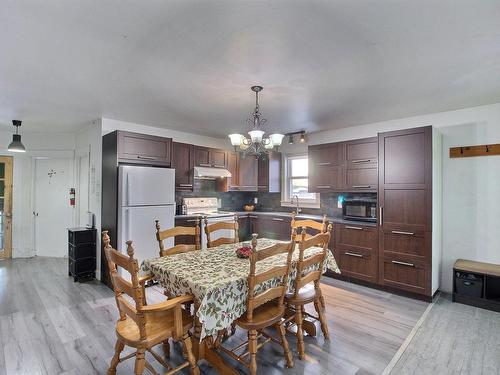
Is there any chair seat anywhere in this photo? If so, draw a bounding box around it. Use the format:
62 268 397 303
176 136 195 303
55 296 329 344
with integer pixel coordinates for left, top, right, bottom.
236 301 284 330
285 283 318 305
116 309 193 347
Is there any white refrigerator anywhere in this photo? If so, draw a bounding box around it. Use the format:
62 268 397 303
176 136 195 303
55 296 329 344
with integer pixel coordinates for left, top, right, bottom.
117 165 175 275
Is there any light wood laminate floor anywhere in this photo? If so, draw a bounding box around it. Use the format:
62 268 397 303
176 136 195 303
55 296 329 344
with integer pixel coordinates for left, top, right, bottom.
0 257 429 375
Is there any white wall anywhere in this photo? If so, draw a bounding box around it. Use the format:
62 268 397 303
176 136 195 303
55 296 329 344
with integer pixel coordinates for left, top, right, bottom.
75 120 103 278
283 102 500 293
440 122 500 292
0 130 76 258
101 118 230 149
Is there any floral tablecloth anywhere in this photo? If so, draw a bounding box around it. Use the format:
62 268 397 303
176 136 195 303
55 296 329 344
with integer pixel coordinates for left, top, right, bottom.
141 238 340 340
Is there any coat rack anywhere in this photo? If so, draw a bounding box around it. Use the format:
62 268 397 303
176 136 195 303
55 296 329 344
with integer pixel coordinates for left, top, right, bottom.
449 143 500 158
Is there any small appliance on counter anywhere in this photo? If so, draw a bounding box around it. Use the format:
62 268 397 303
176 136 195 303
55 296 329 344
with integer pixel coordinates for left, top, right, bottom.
342 197 377 223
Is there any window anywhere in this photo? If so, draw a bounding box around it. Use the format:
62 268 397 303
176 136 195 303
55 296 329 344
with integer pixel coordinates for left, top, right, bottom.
281 154 320 208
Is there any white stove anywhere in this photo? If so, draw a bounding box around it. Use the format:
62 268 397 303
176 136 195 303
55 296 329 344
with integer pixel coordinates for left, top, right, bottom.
182 197 237 249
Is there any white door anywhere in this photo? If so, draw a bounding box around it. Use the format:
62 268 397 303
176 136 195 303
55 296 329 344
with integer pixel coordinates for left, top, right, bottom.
34 158 73 257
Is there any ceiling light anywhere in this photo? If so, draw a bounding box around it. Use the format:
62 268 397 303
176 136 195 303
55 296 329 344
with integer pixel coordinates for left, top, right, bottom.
228 86 284 157
300 132 306 143
8 120 26 153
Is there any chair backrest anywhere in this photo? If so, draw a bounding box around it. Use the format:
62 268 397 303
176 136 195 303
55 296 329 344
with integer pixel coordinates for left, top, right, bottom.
293 224 332 298
291 212 328 241
204 214 239 248
102 230 147 339
246 231 296 321
155 219 201 257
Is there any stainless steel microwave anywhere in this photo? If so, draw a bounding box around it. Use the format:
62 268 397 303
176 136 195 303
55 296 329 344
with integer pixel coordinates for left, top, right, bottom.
342 198 377 222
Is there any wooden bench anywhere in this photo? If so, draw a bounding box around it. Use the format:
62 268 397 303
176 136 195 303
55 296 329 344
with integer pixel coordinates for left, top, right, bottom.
453 259 500 313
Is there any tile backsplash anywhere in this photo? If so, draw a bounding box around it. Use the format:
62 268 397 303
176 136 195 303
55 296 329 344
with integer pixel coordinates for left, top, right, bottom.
175 179 252 211
175 179 376 219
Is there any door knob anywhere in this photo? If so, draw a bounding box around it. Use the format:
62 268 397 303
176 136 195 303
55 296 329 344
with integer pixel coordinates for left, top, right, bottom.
32 211 38 217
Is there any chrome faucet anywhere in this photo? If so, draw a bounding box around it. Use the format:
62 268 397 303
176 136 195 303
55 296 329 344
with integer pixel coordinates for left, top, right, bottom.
291 194 302 214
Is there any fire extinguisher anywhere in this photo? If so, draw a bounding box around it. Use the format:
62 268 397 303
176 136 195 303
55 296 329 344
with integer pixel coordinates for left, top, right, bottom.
69 188 76 206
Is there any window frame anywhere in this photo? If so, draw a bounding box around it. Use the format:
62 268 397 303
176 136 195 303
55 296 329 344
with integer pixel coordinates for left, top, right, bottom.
281 153 320 209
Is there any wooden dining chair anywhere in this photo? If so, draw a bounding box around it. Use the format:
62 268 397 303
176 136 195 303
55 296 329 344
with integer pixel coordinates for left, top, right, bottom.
155 218 201 257
290 212 328 241
102 231 199 375
284 225 332 360
204 214 239 248
217 232 296 375
155 219 199 315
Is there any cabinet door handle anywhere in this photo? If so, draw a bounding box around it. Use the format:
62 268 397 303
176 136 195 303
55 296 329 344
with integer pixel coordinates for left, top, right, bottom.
241 185 256 188
258 185 267 188
392 260 415 267
178 184 193 187
353 185 371 189
345 252 363 258
352 159 372 164
199 163 211 167
249 215 258 219
345 226 363 230
213 164 225 168
272 218 284 221
137 155 156 160
316 162 331 166
316 185 331 189
379 206 383 226
391 230 415 236
186 219 200 223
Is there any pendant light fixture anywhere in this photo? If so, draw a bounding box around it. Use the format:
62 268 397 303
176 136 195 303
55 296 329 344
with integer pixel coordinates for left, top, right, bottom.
228 86 284 158
8 120 26 153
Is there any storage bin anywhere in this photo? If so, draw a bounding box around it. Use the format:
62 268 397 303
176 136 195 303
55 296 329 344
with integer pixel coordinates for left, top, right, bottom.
455 272 483 298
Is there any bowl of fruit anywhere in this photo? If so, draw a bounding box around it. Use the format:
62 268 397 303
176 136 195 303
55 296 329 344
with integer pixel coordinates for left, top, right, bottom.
236 245 252 259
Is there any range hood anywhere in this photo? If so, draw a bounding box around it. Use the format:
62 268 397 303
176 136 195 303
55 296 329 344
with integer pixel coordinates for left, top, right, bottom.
194 166 232 180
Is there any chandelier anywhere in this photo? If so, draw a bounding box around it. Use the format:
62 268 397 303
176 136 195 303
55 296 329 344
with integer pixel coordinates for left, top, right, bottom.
228 86 284 157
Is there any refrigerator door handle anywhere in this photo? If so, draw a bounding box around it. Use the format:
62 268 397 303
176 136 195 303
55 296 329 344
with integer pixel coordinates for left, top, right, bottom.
126 172 131 207
125 208 130 243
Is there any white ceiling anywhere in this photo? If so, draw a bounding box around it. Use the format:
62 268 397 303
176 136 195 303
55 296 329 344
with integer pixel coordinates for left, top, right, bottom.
1 1 500 137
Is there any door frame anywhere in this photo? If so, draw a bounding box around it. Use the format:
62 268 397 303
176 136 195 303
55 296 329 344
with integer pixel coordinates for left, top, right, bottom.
0 156 13 259
75 145 91 227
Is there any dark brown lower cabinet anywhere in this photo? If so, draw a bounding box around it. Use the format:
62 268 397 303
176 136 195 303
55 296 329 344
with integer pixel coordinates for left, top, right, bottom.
380 254 428 295
174 217 201 246
238 215 251 241
333 224 378 283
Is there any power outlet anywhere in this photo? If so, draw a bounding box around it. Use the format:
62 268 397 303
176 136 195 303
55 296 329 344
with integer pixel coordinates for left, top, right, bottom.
253 197 258 204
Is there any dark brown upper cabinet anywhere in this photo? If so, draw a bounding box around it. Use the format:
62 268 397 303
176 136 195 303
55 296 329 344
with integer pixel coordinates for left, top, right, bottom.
194 146 227 168
194 146 211 167
210 149 227 169
344 137 378 191
258 152 281 193
308 142 345 192
172 142 194 191
222 151 240 191
116 131 172 166
238 156 258 191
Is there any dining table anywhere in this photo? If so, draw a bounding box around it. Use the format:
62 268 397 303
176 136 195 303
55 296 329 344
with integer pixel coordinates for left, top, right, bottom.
141 237 340 374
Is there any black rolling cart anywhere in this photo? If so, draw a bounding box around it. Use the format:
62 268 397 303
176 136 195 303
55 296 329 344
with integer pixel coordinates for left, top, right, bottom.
68 227 96 282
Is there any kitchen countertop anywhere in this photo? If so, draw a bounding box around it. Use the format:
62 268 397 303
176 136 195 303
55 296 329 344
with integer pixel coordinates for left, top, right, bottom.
175 211 377 227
